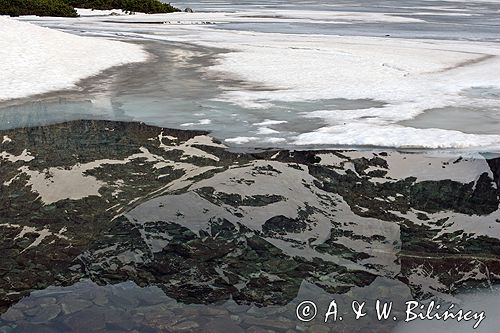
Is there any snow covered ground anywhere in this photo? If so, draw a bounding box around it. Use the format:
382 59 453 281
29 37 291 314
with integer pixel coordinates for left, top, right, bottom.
0 16 147 102
76 8 128 17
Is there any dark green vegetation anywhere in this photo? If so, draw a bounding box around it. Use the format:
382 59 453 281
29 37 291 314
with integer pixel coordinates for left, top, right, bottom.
0 0 78 17
0 0 179 17
69 0 180 14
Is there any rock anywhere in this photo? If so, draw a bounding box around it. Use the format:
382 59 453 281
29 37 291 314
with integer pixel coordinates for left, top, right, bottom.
143 316 181 331
92 293 108 306
135 291 167 305
61 299 93 315
109 293 139 309
247 326 276 333
226 303 249 314
102 308 137 330
199 307 228 316
203 319 245 333
295 325 307 332
35 297 56 306
23 307 40 317
137 305 174 320
0 325 13 333
171 320 200 332
230 314 242 323
184 8 194 13
244 316 293 330
64 310 105 331
1 308 24 322
174 307 199 317
29 304 61 324
8 323 58 333
309 324 330 333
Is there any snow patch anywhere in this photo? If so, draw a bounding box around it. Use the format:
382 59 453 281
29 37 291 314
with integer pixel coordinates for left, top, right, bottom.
225 137 259 144
0 17 147 101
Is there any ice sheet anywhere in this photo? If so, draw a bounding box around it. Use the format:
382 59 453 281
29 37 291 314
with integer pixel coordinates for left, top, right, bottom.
8 4 500 149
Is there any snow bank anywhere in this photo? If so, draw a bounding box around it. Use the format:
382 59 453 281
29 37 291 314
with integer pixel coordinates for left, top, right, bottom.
293 123 500 149
0 16 147 102
71 9 425 24
75 8 127 17
198 31 500 149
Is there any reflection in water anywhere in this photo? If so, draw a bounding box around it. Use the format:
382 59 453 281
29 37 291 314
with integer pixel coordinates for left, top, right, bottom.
0 278 413 333
393 287 500 333
0 120 499 332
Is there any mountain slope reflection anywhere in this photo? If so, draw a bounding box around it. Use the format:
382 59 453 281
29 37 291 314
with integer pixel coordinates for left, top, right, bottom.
0 120 499 332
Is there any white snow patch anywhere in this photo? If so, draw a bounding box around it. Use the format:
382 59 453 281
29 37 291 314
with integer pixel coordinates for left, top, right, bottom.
293 124 500 149
75 8 127 17
20 164 106 205
0 149 35 162
225 137 259 144
256 127 279 135
0 17 147 101
253 119 288 126
180 119 212 126
0 223 69 252
263 137 286 143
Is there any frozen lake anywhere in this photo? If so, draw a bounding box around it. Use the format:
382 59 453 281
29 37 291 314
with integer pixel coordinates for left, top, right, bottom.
2 0 500 151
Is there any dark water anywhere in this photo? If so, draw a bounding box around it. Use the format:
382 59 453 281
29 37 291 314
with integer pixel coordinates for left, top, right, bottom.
1 120 499 332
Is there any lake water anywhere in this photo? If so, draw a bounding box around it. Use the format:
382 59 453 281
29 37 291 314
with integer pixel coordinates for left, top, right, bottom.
1 3 500 332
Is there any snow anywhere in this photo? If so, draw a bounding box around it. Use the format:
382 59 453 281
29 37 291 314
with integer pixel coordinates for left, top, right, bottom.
253 119 288 126
75 8 126 17
204 32 500 110
68 9 425 25
263 137 286 143
0 149 35 162
225 136 259 144
0 16 147 102
0 223 69 252
6 6 500 149
180 119 212 126
200 32 500 149
256 127 279 135
293 124 500 149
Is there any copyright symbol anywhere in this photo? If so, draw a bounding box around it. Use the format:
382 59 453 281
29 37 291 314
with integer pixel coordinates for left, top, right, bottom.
296 300 317 322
